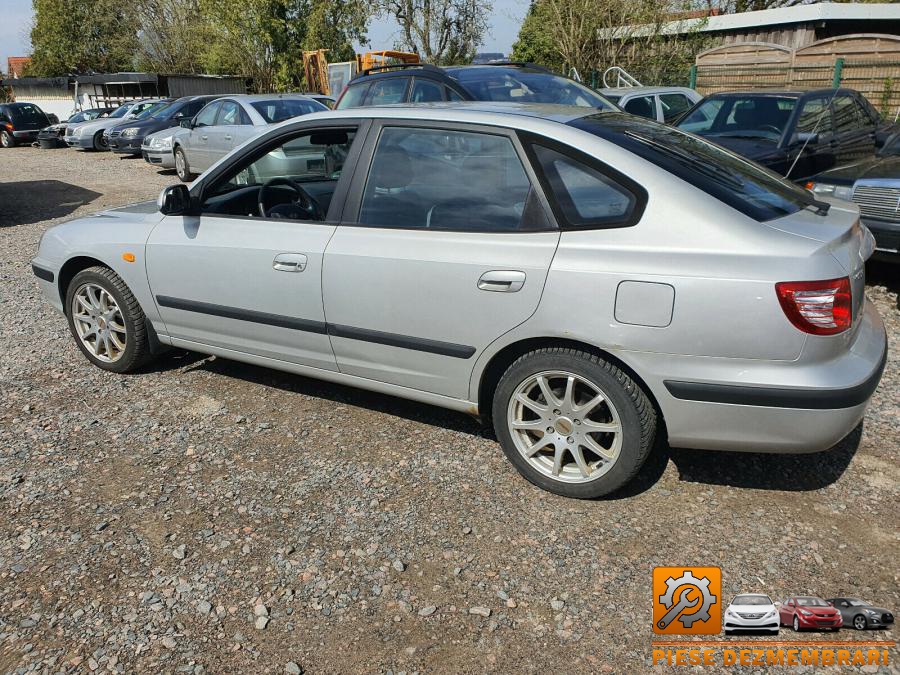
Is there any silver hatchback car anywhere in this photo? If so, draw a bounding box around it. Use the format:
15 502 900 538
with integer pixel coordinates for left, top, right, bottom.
32 104 887 499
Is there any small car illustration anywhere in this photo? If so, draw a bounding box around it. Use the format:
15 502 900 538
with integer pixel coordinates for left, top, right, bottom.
778 596 843 631
723 594 780 635
826 598 895 631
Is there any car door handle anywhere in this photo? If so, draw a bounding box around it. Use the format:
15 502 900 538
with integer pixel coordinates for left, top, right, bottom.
224 135 232 141
478 270 525 292
273 253 307 272
201 135 208 141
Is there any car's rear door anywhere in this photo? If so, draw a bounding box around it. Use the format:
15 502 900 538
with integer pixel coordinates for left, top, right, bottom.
321 121 560 399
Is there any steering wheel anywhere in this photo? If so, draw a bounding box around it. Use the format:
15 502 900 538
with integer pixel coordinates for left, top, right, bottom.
758 124 782 135
258 176 325 220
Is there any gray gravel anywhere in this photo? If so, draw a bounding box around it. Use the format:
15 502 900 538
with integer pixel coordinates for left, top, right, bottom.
1 146 898 673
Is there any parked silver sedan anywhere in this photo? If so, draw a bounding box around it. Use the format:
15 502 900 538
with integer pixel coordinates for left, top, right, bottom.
171 94 327 181
32 103 887 498
65 99 164 150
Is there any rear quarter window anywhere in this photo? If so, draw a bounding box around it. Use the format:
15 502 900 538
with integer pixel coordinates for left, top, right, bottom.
336 82 370 109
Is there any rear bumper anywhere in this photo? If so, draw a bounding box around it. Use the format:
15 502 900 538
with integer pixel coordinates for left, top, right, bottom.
625 301 887 453
12 129 39 140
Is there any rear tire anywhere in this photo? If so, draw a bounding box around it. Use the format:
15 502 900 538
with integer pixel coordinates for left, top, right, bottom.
65 266 153 373
1 130 15 148
175 147 195 182
92 130 107 151
492 348 656 499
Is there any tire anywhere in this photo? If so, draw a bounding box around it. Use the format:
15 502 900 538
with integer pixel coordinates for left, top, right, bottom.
492 347 656 499
65 266 153 373
853 614 867 631
1 130 15 148
793 615 801 632
174 146 195 182
92 130 107 151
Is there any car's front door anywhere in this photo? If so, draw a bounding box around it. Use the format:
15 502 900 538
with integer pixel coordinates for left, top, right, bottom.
322 122 560 399
206 99 253 167
832 93 876 163
146 123 365 371
187 101 222 171
787 96 835 180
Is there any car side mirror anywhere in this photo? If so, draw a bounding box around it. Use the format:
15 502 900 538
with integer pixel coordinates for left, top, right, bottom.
180 118 193 129
792 131 819 145
158 184 192 215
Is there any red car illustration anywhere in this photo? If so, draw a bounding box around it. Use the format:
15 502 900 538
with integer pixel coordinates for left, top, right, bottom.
778 596 844 631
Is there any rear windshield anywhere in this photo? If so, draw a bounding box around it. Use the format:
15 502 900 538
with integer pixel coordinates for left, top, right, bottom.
449 68 615 109
251 98 326 123
569 113 815 222
8 104 47 124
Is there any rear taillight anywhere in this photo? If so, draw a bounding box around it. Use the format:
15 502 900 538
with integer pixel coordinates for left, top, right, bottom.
775 277 852 335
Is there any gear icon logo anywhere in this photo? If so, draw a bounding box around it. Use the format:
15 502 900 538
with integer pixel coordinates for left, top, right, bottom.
652 567 722 635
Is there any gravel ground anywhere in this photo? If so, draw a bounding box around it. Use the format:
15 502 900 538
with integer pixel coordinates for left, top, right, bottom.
1 146 898 674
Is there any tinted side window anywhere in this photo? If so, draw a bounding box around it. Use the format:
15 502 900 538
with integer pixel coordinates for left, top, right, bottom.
446 87 464 102
660 93 691 122
623 96 656 119
531 144 637 228
364 78 410 106
194 102 221 127
832 94 866 133
358 127 545 232
336 82 371 109
410 79 445 103
181 100 208 118
795 97 833 139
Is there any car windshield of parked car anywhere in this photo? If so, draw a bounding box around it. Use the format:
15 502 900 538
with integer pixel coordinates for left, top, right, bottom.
678 96 797 141
796 597 828 607
8 104 46 124
571 113 816 222
846 599 868 606
878 133 900 156
733 595 771 606
107 104 131 119
449 68 615 109
145 101 176 119
251 99 327 124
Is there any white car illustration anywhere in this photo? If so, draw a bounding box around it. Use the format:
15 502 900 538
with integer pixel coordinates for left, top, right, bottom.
724 594 780 635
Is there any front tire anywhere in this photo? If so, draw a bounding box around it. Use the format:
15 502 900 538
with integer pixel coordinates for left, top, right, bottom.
174 147 195 182
92 130 107 151
853 614 867 631
793 616 801 632
492 348 656 499
1 130 15 148
65 266 153 373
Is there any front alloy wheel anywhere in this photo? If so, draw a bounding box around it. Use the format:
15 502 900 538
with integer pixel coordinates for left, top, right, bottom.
71 283 127 363
793 616 800 632
853 615 867 630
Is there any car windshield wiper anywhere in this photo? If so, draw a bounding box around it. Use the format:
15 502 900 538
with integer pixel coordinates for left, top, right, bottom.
624 131 745 191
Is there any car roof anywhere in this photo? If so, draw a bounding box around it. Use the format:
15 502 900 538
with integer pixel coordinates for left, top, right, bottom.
221 93 320 103
704 88 858 99
350 62 553 83
318 101 599 124
598 86 695 95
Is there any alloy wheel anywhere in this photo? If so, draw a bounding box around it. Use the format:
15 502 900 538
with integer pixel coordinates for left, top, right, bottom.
507 370 622 483
793 616 800 632
854 615 866 630
70 283 127 362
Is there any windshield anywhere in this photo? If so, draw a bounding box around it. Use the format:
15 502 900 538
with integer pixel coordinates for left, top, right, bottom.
449 68 615 109
796 597 829 607
570 113 816 222
8 104 47 124
847 599 867 607
733 595 772 606
677 95 798 141
605 94 621 104
108 104 130 119
147 101 175 119
879 132 900 156
251 98 327 123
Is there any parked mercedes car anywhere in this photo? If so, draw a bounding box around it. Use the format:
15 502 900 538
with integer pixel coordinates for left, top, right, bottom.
31 103 886 499
37 107 117 148
171 94 327 181
0 102 53 147
826 598 894 631
778 597 843 631
65 99 163 150
677 88 895 182
598 86 701 124
335 62 617 111
107 95 220 156
724 594 780 635
807 131 900 261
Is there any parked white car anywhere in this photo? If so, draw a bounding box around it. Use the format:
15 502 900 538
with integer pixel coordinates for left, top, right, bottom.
724 594 780 634
598 86 701 124
172 94 327 181
141 127 183 170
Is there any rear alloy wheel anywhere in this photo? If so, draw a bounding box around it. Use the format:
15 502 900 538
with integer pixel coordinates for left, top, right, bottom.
65 266 152 373
175 147 194 182
853 614 867 631
493 348 656 499
1 130 15 148
92 130 108 151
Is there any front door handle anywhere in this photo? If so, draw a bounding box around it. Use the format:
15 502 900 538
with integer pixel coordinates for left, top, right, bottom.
200 135 208 141
273 253 308 272
224 134 233 141
478 270 526 292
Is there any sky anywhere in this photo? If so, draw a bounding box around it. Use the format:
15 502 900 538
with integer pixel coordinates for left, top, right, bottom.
0 0 528 73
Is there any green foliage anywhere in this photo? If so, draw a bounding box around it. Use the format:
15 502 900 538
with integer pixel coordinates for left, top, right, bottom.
303 0 371 63
29 0 139 75
511 2 561 71
381 0 491 65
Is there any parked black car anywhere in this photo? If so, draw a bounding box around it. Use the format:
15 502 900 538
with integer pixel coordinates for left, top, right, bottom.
0 102 53 147
676 88 895 182
335 62 617 110
37 107 116 148
826 598 894 630
107 96 220 155
808 131 900 260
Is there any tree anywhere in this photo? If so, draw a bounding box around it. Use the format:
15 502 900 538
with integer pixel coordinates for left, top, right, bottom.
29 0 139 75
380 0 491 65
303 0 371 63
511 2 561 71
136 0 214 73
